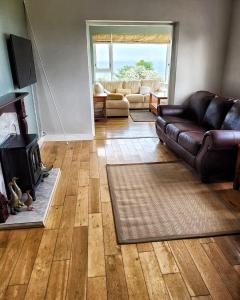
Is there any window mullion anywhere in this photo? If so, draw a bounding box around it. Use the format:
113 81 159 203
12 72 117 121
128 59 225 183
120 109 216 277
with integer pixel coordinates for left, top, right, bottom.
110 42 113 80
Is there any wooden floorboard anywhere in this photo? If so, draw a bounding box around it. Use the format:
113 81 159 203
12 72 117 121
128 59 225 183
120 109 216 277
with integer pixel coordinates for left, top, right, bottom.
0 118 240 299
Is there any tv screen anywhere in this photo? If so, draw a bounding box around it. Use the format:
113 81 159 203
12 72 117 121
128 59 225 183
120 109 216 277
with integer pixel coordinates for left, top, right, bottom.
8 34 37 89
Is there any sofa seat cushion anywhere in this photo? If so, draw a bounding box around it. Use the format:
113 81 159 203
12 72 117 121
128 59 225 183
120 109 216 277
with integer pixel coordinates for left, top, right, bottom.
166 123 205 141
100 81 124 93
178 131 205 155
126 94 144 103
106 98 129 109
156 116 194 132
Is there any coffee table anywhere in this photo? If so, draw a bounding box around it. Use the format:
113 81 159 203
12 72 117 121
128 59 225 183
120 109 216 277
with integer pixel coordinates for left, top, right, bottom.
149 91 168 115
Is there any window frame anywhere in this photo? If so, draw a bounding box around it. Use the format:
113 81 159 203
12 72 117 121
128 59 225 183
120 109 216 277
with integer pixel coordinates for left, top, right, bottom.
93 43 113 81
93 41 172 83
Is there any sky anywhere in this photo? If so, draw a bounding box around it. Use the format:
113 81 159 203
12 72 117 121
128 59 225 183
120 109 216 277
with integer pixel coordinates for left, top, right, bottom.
95 43 169 80
96 43 168 70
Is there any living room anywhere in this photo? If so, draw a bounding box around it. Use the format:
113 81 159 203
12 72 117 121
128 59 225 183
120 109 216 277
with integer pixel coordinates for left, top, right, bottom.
0 0 240 299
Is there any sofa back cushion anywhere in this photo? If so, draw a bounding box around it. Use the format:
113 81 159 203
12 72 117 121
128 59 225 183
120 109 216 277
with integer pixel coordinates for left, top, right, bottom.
221 100 240 130
116 88 132 96
202 96 234 129
123 80 141 94
183 91 215 124
100 81 123 93
141 80 161 92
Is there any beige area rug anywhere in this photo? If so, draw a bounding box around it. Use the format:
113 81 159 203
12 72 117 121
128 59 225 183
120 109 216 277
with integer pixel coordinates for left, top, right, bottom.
107 162 240 244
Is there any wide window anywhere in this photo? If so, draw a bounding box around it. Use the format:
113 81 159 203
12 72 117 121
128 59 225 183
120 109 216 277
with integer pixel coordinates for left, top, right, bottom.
92 31 172 84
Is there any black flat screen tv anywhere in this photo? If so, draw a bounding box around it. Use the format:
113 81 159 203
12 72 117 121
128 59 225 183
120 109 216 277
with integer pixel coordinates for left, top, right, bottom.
8 34 37 89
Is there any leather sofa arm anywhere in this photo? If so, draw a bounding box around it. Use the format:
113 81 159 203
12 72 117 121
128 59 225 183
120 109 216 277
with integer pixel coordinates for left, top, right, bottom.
157 105 185 116
204 130 240 150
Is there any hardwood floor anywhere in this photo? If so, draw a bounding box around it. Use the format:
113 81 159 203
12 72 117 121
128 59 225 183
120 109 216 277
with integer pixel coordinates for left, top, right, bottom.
0 118 240 299
95 115 157 139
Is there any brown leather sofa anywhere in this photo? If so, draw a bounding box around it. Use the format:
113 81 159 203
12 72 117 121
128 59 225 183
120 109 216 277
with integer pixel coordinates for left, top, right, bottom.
156 91 240 182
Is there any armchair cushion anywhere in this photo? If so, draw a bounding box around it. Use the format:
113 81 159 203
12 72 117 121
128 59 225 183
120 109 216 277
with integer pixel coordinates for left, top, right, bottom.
204 130 240 150
202 96 233 129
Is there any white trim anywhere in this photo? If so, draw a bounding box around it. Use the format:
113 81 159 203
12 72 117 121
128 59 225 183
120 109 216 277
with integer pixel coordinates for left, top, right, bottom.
86 22 96 137
38 136 45 148
86 21 175 26
43 134 94 142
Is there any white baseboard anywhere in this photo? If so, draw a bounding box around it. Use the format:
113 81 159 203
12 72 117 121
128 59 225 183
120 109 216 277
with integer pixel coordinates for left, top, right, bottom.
41 134 94 142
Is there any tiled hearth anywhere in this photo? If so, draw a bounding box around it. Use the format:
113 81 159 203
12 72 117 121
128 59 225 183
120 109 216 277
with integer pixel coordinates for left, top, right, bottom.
0 168 60 229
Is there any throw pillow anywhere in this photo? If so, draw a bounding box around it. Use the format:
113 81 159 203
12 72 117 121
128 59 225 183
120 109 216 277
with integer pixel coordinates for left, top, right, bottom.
94 82 104 94
106 93 124 100
140 86 151 95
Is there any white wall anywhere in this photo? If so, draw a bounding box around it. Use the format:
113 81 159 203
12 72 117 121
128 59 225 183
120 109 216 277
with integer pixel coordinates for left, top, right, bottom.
222 0 240 98
25 0 232 138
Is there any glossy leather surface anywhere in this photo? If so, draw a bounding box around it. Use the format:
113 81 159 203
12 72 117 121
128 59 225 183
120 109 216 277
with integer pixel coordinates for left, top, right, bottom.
182 91 215 123
202 96 234 129
166 123 205 141
221 100 240 130
156 116 193 132
155 91 240 182
178 131 205 155
204 130 240 150
157 105 185 116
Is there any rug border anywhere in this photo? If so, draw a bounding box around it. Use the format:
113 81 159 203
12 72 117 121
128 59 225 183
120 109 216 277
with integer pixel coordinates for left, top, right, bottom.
106 161 240 244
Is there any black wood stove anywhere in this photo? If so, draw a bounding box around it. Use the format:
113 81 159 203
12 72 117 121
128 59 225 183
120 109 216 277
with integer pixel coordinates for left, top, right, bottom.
0 134 42 200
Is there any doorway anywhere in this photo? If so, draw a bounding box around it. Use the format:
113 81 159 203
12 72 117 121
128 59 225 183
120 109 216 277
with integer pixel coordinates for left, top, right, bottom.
87 22 176 139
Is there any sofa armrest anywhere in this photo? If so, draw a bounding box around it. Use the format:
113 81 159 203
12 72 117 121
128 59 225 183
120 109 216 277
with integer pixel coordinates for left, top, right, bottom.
157 105 185 116
204 130 240 150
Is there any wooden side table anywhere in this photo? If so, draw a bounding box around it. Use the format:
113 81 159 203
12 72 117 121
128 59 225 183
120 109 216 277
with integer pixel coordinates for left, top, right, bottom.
149 91 168 115
93 93 107 120
233 144 240 190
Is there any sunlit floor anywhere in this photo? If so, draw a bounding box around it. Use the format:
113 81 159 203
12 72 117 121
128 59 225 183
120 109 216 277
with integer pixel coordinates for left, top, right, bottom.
95 115 157 139
0 118 240 299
